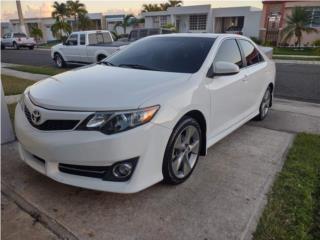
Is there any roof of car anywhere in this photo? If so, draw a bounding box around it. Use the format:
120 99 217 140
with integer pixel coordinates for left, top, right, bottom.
147 33 250 40
70 30 110 34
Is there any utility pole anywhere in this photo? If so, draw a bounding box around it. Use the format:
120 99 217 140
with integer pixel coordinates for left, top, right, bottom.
16 0 27 34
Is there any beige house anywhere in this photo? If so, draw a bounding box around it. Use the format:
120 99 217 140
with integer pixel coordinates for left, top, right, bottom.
260 0 320 46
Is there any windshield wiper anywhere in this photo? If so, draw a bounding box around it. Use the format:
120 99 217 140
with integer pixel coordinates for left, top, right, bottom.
99 61 115 66
118 64 160 71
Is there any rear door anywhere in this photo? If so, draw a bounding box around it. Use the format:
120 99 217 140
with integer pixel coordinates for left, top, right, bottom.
237 39 268 112
206 38 249 136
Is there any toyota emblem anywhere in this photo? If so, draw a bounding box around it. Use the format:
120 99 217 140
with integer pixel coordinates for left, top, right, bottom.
31 110 41 125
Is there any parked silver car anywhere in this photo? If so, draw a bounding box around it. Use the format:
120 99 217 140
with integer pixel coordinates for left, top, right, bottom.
1 32 36 50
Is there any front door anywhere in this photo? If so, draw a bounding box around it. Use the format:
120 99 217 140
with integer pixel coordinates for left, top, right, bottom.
206 39 250 137
63 33 79 62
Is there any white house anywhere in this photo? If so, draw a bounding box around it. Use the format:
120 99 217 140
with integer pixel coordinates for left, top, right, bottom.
142 4 262 38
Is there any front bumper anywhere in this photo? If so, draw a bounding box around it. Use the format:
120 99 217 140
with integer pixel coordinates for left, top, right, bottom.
15 101 171 193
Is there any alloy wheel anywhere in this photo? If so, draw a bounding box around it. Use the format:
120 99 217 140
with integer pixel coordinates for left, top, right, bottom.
261 89 271 118
171 125 200 179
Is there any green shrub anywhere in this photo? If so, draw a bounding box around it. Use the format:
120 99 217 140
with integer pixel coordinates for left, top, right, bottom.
313 39 320 47
250 37 262 45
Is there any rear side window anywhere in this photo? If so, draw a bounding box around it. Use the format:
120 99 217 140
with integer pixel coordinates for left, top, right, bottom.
80 34 86 45
139 29 148 38
88 32 112 45
13 33 26 38
238 40 263 66
149 29 160 35
213 39 243 68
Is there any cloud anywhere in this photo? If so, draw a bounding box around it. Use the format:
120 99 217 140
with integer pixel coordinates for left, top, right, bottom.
24 2 52 18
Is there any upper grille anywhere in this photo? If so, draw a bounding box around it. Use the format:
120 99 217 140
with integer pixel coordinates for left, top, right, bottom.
24 107 79 131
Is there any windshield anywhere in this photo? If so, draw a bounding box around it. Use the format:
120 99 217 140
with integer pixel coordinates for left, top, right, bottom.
104 36 215 73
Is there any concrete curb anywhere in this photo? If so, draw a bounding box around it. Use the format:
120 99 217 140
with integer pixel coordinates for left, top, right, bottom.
240 130 295 240
1 181 79 240
273 98 320 118
5 94 21 104
1 67 50 81
274 59 320 65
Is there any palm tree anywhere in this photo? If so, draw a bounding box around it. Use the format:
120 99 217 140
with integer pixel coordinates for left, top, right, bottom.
142 4 162 12
51 1 69 21
51 20 72 41
160 0 183 10
114 14 135 35
282 7 318 48
67 0 87 31
30 27 43 43
78 13 93 31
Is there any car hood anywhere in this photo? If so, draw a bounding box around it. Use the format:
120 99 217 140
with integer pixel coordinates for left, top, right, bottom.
29 64 191 111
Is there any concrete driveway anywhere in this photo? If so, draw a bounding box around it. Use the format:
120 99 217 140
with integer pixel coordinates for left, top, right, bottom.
2 125 293 240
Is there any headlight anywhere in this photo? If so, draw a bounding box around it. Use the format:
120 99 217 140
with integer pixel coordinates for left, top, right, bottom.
77 105 160 134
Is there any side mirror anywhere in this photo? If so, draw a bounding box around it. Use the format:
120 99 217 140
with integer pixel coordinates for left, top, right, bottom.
207 61 240 78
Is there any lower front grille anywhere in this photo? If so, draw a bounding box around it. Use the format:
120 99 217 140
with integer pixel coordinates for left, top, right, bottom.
24 107 79 131
59 163 110 179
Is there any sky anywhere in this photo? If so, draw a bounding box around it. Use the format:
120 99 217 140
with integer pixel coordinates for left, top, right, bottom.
1 0 263 21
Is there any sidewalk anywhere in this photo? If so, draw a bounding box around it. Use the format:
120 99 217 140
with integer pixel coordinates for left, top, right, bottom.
1 64 50 81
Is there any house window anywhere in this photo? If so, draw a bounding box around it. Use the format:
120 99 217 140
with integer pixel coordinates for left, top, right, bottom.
310 7 320 27
189 15 207 30
152 16 160 27
160 15 169 27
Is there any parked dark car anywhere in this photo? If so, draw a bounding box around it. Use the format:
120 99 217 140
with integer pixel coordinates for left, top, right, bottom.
118 28 174 42
225 26 243 35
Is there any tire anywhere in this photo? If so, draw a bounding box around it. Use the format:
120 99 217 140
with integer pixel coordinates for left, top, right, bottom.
255 86 272 121
13 42 19 50
54 53 66 68
162 116 202 185
97 55 106 62
28 46 34 50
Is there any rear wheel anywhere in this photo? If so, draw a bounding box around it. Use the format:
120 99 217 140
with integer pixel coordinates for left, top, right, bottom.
255 86 272 121
54 53 66 68
162 117 202 185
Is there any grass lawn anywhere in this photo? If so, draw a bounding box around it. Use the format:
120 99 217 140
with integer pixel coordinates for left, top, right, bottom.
7 65 66 76
274 47 320 56
254 133 320 240
7 103 17 124
1 75 36 96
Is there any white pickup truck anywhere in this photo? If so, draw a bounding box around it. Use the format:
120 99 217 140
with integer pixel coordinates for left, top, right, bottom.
51 30 127 68
1 32 36 50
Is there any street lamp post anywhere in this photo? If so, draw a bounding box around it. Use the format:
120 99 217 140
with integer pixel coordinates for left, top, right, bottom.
16 0 27 34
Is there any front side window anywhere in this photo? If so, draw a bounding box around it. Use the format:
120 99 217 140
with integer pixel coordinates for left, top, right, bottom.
238 40 263 66
66 34 78 45
189 15 207 30
105 37 215 73
213 39 243 68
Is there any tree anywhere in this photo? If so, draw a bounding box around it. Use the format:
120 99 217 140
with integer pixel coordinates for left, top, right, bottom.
282 7 318 48
114 14 135 34
30 27 43 43
160 0 183 10
52 1 69 21
142 4 162 12
51 20 71 41
66 0 87 31
78 13 93 31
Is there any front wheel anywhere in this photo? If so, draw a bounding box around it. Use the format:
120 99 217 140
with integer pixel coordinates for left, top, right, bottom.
13 42 19 50
54 53 66 68
255 86 272 121
162 117 202 185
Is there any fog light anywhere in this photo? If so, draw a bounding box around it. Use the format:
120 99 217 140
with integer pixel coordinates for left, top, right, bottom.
112 163 133 178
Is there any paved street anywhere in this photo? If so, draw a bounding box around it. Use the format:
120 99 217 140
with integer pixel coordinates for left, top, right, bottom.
2 49 320 103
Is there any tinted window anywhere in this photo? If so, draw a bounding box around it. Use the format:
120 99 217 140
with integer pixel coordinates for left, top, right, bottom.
149 29 160 35
239 40 263 66
106 37 215 73
66 34 78 45
139 29 148 38
129 30 138 40
13 33 26 38
80 34 86 45
214 39 243 68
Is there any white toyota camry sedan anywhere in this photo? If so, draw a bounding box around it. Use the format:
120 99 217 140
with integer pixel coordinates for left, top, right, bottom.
15 34 275 193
